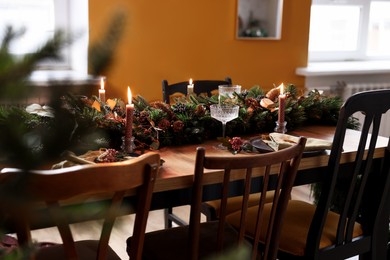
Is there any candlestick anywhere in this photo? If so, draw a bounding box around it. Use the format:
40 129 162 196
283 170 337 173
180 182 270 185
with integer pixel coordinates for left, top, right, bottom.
187 78 194 96
275 83 287 133
274 120 287 134
278 83 286 124
125 86 134 153
99 77 106 103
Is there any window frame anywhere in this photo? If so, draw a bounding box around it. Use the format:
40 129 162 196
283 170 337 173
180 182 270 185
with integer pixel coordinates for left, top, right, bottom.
308 0 390 62
0 0 89 75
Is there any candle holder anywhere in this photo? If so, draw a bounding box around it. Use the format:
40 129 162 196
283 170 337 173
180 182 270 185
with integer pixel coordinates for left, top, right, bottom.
122 136 136 154
274 121 287 134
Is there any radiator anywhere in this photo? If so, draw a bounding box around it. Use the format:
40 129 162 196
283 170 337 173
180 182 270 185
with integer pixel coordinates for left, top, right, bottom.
344 83 390 138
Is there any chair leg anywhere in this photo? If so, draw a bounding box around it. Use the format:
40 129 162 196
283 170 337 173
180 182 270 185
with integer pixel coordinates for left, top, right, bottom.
201 202 218 222
164 207 188 229
164 208 173 228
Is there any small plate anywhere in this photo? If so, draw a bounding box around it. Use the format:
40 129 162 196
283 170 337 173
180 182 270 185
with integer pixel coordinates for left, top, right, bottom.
303 149 326 157
250 138 275 153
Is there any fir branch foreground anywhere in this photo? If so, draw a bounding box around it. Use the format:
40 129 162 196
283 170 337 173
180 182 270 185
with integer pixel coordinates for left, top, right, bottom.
0 10 127 169
0 13 128 258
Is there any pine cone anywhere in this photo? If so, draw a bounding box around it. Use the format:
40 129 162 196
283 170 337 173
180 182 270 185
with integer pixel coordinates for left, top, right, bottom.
172 103 187 114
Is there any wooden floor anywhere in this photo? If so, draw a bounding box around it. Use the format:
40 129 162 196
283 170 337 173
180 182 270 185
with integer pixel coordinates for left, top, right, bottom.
25 185 314 259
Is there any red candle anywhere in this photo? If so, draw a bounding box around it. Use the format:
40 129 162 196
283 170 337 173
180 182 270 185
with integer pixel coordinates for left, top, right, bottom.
125 86 134 153
99 77 106 103
278 83 286 124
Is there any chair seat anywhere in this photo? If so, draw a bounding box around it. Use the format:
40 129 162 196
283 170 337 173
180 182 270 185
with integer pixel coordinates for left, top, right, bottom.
203 191 275 219
226 200 364 256
127 221 250 260
35 240 121 260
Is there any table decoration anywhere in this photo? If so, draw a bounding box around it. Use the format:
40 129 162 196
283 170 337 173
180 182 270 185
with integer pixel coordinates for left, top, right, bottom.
0 84 360 158
250 138 276 153
124 87 135 153
25 104 54 118
274 83 287 133
266 132 333 151
187 78 194 96
98 77 106 103
210 104 240 149
52 149 131 169
218 85 241 105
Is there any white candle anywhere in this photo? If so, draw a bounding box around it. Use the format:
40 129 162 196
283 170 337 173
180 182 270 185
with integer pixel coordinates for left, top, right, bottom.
99 77 106 103
187 78 194 95
278 83 286 124
125 86 134 153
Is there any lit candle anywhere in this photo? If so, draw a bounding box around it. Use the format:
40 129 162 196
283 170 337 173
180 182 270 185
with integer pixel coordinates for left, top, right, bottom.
278 83 286 125
99 77 106 103
125 86 134 153
187 78 194 95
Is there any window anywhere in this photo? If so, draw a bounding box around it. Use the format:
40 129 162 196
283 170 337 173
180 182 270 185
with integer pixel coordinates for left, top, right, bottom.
308 0 390 62
0 0 88 74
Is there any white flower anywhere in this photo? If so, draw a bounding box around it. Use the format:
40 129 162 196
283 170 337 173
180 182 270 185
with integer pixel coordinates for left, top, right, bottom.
26 104 54 118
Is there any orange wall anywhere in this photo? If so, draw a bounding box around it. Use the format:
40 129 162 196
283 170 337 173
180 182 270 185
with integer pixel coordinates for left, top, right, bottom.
89 0 311 102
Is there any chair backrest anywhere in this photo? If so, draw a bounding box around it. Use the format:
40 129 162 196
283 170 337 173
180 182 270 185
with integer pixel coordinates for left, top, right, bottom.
162 77 232 104
189 137 306 260
306 89 390 257
0 152 160 260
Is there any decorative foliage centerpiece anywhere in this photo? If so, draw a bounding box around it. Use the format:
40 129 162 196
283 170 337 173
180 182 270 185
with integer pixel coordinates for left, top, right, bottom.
51 84 357 153
1 84 359 160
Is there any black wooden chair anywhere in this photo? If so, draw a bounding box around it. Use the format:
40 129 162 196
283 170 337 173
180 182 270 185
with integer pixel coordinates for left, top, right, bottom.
0 153 160 260
162 77 232 104
128 138 306 260
227 89 390 259
162 76 232 228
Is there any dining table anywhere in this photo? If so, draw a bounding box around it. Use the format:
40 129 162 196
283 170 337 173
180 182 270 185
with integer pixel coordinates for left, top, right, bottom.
2 125 389 220
147 124 389 259
137 124 387 212
1 125 389 257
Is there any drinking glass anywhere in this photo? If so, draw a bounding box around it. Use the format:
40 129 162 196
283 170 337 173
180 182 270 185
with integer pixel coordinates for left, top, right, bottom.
210 104 240 148
218 85 241 105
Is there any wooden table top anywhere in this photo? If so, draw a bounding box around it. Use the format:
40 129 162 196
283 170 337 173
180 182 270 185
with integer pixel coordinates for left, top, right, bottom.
0 125 387 196
154 125 389 193
1 124 388 230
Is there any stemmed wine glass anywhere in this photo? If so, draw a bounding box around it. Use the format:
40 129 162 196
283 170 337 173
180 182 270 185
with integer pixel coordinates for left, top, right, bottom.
218 85 241 105
210 104 240 149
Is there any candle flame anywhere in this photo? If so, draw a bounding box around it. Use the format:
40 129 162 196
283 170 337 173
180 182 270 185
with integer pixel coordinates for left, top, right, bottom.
189 78 193 85
279 83 284 95
127 86 132 105
100 77 105 90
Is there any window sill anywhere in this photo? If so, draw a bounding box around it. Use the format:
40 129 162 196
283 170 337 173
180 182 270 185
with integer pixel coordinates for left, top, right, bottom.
29 70 100 87
296 60 390 77
17 70 100 105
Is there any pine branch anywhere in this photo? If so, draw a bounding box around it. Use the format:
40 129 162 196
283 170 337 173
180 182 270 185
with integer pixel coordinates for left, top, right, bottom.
0 27 69 100
88 10 127 75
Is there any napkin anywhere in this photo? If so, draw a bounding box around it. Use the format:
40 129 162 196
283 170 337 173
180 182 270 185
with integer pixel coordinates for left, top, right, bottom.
266 133 333 152
52 150 99 169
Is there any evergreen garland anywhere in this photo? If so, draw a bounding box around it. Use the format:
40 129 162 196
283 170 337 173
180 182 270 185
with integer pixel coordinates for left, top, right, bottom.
1 83 357 162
